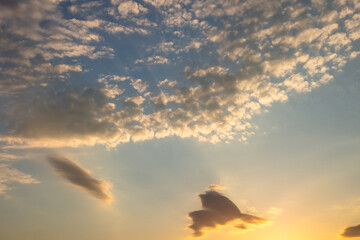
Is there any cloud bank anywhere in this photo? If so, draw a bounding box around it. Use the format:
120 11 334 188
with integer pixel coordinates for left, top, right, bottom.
48 155 113 203
188 190 267 237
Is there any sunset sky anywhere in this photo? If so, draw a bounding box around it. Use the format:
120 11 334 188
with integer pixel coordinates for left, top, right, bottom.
0 0 360 239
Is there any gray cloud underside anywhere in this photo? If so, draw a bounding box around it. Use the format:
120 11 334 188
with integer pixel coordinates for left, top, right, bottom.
342 224 360 238
0 0 359 147
48 155 112 203
188 190 267 237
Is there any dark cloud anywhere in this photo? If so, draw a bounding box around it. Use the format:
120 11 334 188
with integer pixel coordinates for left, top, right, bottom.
341 224 360 238
48 155 112 203
0 0 19 7
2 86 124 147
188 190 267 237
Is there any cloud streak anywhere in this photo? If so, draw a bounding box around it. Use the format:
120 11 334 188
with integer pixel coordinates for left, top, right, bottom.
188 190 267 237
47 155 113 203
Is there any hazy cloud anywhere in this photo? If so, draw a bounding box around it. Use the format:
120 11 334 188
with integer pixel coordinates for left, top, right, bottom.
341 224 360 238
48 155 112 203
188 190 267 237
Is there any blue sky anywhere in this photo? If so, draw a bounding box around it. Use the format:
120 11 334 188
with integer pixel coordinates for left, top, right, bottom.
0 0 360 239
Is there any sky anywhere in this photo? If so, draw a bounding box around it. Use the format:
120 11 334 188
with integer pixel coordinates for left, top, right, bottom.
0 0 360 239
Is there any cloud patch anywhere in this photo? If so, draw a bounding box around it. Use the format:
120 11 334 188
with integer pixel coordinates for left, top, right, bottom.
341 224 360 238
48 155 112 203
188 190 268 237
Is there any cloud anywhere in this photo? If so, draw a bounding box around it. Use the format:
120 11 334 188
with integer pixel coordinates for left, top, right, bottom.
135 55 170 65
47 155 113 203
143 0 188 8
188 190 268 237
146 56 169 64
341 224 360 238
1 0 359 148
1 85 127 148
0 164 40 195
158 79 177 88
0 152 18 162
131 78 148 93
0 0 20 7
208 184 225 190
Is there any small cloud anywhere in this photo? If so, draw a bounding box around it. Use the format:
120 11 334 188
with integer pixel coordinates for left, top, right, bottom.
188 190 268 237
341 224 360 238
47 155 113 204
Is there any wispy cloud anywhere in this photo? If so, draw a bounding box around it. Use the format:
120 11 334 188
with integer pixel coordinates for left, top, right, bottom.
0 164 40 196
47 155 113 203
188 189 268 237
